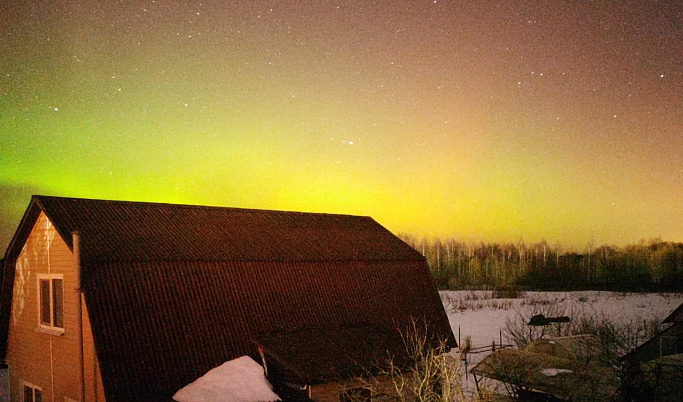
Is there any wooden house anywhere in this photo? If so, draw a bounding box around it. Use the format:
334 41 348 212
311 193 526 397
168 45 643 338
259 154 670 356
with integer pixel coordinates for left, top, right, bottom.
0 196 454 401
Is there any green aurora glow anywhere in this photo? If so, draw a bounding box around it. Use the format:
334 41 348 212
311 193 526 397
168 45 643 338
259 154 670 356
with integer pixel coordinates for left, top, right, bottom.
1 1 681 250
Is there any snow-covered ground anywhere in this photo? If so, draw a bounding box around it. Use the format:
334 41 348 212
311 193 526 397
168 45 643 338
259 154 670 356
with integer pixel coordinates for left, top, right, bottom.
440 290 683 398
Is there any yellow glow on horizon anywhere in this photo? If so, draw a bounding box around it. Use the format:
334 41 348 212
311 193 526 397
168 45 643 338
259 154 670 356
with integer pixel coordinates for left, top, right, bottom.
1 1 680 251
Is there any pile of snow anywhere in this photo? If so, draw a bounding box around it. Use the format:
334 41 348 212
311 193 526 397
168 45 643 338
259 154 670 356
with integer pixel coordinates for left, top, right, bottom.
173 356 281 402
541 368 573 377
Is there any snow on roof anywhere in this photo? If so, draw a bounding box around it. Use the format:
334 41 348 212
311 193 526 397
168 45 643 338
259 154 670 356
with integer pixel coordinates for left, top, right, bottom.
173 356 281 402
541 368 573 377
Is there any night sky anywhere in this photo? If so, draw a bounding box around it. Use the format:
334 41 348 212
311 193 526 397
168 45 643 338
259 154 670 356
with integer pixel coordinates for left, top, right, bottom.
1 0 681 251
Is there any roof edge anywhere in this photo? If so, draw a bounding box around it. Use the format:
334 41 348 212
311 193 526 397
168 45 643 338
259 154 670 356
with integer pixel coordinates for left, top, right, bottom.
1 195 46 361
252 339 310 385
3 196 43 261
30 195 378 221
662 302 683 324
3 195 77 261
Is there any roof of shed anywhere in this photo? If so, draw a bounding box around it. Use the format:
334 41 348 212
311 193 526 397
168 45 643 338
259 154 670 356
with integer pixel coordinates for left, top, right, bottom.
254 324 414 384
471 349 619 401
622 320 682 364
663 302 683 324
523 335 602 361
1 196 454 402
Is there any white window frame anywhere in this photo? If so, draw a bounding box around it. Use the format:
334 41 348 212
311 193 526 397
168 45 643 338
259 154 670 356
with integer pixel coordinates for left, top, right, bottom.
21 380 43 402
36 273 65 335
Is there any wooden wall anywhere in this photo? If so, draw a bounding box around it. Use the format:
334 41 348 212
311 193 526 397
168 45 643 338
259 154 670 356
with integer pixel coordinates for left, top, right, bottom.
6 212 105 401
310 376 404 402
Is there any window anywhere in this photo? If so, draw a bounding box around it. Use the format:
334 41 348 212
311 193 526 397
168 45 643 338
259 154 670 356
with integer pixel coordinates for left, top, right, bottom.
37 274 64 333
22 381 42 402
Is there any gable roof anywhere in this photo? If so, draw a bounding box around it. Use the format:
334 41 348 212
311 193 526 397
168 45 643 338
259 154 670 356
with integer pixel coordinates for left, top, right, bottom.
1 196 454 402
4 195 423 263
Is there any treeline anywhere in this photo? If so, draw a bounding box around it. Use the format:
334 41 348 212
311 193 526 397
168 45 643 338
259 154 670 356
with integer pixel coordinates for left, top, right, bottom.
399 235 683 292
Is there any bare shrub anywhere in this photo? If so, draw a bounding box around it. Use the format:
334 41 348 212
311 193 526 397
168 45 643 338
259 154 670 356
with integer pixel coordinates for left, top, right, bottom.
522 293 566 307
477 348 620 402
445 291 520 313
355 320 466 401
504 303 577 349
492 286 524 299
503 304 662 366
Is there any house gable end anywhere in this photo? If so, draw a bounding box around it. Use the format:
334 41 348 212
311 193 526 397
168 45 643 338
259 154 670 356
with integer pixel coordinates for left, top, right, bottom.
1 199 58 360
1 197 78 360
2 209 102 402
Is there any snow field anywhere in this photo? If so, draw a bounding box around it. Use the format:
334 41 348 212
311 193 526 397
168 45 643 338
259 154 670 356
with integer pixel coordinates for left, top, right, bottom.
440 290 683 398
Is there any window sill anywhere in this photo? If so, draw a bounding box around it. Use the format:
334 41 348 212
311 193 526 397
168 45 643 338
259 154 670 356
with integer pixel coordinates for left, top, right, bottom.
37 326 65 336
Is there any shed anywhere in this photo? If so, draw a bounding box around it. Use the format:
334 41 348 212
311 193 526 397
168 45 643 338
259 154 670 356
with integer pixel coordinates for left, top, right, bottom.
622 302 683 365
470 336 619 401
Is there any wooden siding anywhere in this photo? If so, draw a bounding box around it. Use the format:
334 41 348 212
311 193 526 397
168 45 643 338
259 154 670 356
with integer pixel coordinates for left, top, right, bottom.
6 212 105 402
309 375 408 402
83 300 106 402
310 380 365 402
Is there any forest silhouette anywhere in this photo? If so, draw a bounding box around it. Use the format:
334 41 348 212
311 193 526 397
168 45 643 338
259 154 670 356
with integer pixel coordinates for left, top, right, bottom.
400 235 683 292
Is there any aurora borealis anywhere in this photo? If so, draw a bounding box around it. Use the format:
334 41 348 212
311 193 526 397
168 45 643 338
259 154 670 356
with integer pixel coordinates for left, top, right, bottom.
1 0 681 251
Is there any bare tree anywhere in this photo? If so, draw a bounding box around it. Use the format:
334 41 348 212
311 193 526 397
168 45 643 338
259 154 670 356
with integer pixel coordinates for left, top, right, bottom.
353 320 465 401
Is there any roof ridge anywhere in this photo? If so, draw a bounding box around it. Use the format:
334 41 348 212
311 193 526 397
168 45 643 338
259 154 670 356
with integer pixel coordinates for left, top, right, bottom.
22 195 423 262
33 194 373 219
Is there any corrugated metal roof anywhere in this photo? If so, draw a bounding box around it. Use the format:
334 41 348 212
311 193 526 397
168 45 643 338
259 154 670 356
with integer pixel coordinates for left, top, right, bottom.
254 324 429 385
30 195 423 262
2 196 454 402
84 260 455 401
